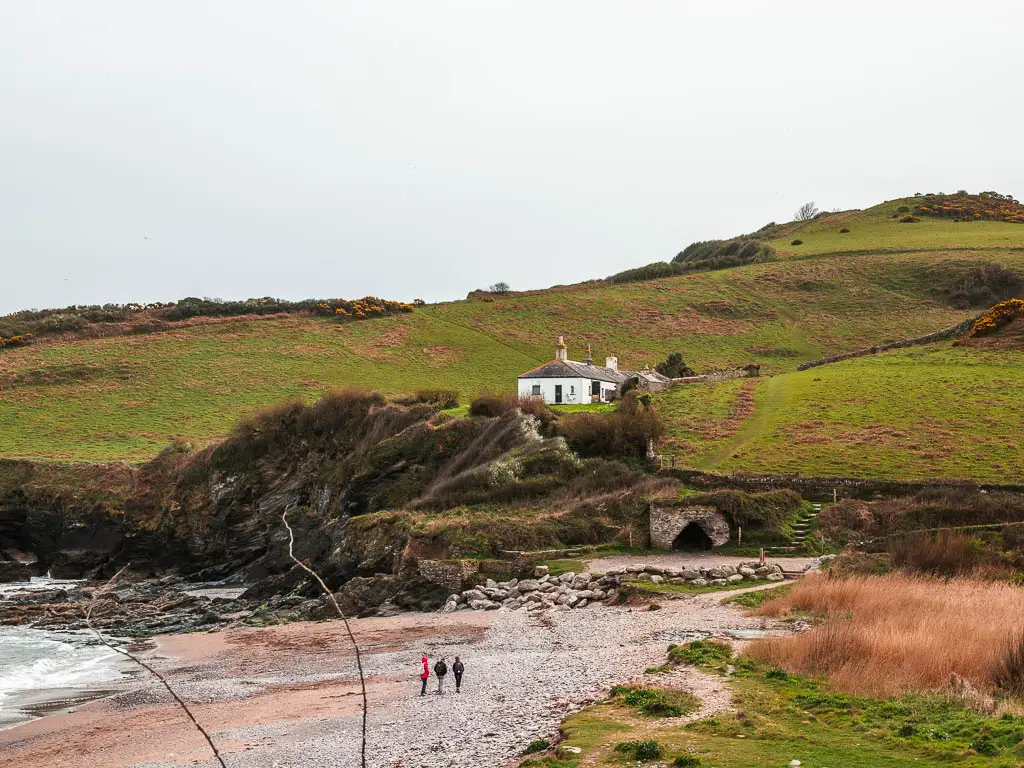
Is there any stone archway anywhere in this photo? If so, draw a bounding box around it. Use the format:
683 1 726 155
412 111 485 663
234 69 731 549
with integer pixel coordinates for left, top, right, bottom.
672 522 713 550
649 504 730 550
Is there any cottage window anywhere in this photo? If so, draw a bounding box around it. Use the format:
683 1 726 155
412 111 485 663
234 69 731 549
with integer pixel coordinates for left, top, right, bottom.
570 386 575 394
531 384 541 395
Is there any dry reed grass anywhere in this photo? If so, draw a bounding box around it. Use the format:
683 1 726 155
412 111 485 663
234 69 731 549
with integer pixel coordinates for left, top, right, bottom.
749 573 1024 697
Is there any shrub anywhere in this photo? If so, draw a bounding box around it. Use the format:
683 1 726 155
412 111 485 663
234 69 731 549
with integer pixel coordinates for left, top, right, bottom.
674 757 701 768
613 740 662 760
668 640 733 668
655 352 695 379
945 263 1024 309
791 239 803 246
899 214 921 223
965 298 1024 338
489 281 511 294
839 227 850 233
897 205 911 213
521 739 550 755
409 390 459 409
687 489 802 530
917 191 1024 224
673 238 776 268
554 392 664 458
611 685 694 716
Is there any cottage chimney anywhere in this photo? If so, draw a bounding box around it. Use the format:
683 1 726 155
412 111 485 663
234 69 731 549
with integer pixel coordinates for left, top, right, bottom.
584 344 593 365
555 335 568 361
605 355 618 371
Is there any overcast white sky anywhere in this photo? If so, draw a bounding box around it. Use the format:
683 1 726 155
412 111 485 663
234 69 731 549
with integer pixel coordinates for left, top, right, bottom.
2 1 1021 314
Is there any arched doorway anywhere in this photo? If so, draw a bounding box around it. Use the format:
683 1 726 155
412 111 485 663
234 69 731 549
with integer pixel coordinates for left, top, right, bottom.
672 522 713 551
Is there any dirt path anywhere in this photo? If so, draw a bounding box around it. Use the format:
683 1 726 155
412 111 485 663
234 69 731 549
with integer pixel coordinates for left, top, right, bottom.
0 584 790 768
585 552 818 573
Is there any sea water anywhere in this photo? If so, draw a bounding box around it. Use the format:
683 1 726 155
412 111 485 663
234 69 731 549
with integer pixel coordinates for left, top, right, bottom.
0 578 131 728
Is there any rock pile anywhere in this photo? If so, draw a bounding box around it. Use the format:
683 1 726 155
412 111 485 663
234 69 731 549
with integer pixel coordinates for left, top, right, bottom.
445 561 785 613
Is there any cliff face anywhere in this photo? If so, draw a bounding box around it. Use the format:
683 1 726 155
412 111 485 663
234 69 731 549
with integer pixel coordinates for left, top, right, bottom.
0 392 652 611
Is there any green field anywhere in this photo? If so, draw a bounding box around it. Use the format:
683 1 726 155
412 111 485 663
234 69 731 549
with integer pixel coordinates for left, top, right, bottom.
1 196 1022 475
765 197 1024 257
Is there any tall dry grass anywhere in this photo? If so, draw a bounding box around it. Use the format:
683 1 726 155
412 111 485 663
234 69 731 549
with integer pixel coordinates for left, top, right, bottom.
749 573 1024 697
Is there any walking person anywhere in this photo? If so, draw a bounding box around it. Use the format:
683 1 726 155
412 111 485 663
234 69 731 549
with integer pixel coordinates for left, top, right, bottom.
434 656 448 694
452 656 465 693
419 655 430 696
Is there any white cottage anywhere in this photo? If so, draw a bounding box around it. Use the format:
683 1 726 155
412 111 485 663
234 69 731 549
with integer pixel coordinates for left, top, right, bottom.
517 337 629 404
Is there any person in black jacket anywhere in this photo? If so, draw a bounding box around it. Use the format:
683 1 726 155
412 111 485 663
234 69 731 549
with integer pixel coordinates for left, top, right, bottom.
452 657 465 693
434 657 448 694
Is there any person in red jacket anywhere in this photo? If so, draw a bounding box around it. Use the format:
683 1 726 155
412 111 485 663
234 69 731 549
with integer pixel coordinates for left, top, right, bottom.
419 656 430 696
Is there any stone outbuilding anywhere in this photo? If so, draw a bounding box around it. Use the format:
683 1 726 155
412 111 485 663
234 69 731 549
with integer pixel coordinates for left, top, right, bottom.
649 503 730 550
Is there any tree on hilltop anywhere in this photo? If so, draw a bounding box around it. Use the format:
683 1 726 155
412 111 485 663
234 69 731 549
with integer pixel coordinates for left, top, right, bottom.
795 201 820 221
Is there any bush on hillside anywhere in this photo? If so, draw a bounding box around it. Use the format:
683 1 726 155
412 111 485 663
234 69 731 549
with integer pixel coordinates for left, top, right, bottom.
672 238 776 269
687 489 803 530
468 393 553 422
554 392 664 458
899 214 921 223
965 298 1024 338
397 390 459 409
839 227 850 233
791 239 803 246
897 205 911 213
0 295 415 346
655 352 695 379
944 263 1024 309
917 191 1024 224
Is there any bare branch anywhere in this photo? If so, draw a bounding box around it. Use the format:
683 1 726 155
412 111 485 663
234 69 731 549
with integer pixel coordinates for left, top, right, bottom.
82 563 227 768
282 505 368 768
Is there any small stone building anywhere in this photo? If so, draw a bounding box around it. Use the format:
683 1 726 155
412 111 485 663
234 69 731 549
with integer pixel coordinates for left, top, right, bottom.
649 503 730 550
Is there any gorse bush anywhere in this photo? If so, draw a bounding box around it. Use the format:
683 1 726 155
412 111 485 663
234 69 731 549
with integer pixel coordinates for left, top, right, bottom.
0 295 414 347
917 191 1024 224
899 214 922 223
965 298 1024 338
791 239 803 245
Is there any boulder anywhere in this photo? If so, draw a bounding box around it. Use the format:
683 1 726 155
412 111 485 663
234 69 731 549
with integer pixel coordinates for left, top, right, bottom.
565 593 580 608
462 589 486 602
485 578 497 589
468 599 494 610
690 578 708 586
634 572 653 582
440 600 459 614
668 578 686 585
447 593 463 604
538 582 557 593
570 573 591 590
517 579 541 592
679 568 701 580
643 565 665 575
0 560 31 583
726 574 744 583
506 599 523 610
709 578 728 586
577 599 588 608
650 575 665 584
767 573 786 582
738 566 756 577
533 565 549 578
625 565 644 573
558 572 576 584
706 567 729 580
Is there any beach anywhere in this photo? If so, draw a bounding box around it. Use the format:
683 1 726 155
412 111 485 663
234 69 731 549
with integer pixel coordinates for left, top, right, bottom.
0 579 783 767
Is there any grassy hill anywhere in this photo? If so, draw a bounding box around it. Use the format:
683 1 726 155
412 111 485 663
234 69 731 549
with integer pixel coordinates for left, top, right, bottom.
1 195 1021 479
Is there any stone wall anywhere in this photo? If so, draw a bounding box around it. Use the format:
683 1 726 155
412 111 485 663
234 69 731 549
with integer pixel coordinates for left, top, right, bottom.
796 317 978 372
649 504 730 550
416 559 481 593
662 468 1024 501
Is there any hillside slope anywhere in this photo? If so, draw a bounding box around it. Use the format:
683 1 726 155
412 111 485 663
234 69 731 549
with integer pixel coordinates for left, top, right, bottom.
0 195 1021 479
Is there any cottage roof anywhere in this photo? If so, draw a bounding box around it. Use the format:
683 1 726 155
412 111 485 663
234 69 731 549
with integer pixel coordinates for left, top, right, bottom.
518 359 630 384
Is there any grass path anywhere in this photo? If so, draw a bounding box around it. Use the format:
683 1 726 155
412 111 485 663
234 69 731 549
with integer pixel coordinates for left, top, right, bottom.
695 373 791 471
